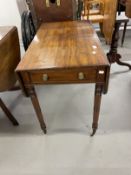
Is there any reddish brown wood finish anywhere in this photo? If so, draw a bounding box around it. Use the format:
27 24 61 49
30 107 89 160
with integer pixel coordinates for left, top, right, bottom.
91 83 103 136
26 0 77 29
107 20 131 70
16 21 110 135
0 26 20 125
0 27 20 91
126 0 131 18
26 85 46 133
103 0 118 44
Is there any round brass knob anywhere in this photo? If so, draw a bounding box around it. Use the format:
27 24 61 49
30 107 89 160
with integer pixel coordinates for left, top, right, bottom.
78 72 84 80
43 74 48 81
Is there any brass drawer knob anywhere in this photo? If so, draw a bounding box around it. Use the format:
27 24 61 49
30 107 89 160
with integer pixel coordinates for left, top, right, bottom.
46 0 50 7
57 0 61 6
43 74 48 81
46 0 60 7
78 72 84 80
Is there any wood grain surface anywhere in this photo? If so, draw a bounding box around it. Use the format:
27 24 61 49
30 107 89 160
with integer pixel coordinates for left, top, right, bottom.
0 26 20 92
27 0 77 29
103 0 117 44
15 21 110 134
16 21 109 72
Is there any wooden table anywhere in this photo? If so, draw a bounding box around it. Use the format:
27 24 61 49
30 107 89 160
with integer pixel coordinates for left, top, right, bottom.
16 21 110 136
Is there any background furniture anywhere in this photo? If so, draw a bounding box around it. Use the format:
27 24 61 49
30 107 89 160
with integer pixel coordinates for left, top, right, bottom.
82 0 105 33
102 0 118 44
79 0 118 44
125 0 131 17
117 13 129 47
117 0 129 47
0 26 20 125
26 0 77 30
118 0 126 15
21 11 36 50
21 0 77 49
16 21 110 136
107 0 131 69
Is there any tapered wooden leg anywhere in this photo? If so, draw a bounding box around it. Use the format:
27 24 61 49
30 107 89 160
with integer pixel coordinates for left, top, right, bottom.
91 84 103 136
121 22 128 47
27 86 46 133
0 98 19 126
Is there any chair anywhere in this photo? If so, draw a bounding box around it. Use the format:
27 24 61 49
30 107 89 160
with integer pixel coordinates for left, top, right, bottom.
26 0 77 29
82 0 105 33
0 26 20 126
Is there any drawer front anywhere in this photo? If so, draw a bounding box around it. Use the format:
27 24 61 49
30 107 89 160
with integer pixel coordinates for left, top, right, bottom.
30 68 97 84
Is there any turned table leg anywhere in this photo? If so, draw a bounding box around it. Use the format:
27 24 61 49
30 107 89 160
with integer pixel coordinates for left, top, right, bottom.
107 21 131 70
91 84 103 136
27 86 47 133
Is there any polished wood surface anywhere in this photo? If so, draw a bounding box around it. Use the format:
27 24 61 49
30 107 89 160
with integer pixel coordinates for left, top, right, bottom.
81 0 117 43
16 21 109 71
103 0 117 44
16 21 110 135
107 19 131 69
26 0 77 29
0 26 20 125
126 0 131 18
0 26 20 92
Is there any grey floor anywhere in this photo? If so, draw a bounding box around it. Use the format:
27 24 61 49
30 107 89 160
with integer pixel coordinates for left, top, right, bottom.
0 30 131 175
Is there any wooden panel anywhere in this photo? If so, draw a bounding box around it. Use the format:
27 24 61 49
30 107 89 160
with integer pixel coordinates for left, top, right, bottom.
27 0 77 29
103 0 118 44
126 0 131 18
30 68 97 84
16 21 109 72
0 27 20 92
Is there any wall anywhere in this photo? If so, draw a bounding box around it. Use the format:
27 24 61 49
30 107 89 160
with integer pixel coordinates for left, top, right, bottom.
0 0 19 36
0 0 27 54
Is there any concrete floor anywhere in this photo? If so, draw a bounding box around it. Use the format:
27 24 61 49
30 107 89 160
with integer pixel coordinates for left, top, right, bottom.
0 31 131 174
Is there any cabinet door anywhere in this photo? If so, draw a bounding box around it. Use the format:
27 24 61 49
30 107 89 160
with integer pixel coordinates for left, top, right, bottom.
103 0 118 44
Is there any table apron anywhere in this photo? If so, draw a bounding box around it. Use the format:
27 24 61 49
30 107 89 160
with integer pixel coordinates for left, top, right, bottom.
20 67 108 84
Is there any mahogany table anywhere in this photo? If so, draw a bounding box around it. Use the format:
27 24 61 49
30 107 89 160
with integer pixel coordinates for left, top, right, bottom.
16 21 110 136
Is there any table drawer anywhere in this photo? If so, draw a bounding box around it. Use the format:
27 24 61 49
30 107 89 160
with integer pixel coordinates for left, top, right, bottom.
30 68 97 84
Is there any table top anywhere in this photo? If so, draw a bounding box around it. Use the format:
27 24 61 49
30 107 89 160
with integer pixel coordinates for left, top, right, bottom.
0 26 14 41
16 21 109 72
